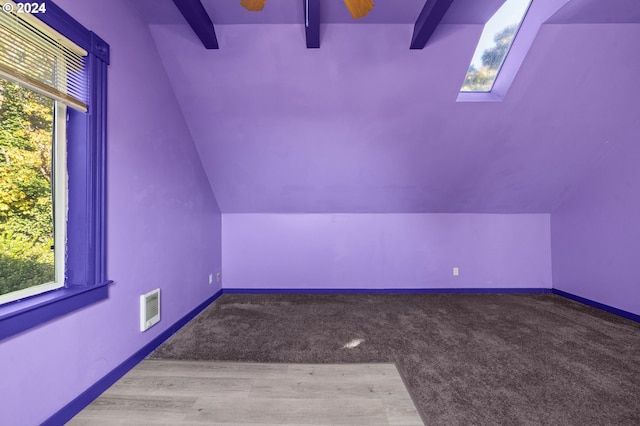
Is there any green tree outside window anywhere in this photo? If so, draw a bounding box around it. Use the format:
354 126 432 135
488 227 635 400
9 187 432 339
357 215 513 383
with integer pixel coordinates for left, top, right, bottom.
0 78 56 295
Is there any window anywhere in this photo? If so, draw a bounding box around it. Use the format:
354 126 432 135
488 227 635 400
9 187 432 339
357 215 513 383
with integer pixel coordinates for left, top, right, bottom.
0 80 66 304
460 0 532 93
0 0 111 341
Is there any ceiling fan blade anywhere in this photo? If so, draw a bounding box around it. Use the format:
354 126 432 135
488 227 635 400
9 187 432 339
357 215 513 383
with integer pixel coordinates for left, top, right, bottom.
240 0 267 12
344 0 375 19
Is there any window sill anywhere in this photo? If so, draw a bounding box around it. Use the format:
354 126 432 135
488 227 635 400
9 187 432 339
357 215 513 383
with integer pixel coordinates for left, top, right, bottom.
456 91 504 103
0 281 112 342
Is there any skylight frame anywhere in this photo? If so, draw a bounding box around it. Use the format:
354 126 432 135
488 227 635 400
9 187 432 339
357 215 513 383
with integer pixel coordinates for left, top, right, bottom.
460 0 534 94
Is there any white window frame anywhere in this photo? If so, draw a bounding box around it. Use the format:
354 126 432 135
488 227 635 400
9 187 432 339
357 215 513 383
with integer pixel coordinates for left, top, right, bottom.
0 101 67 305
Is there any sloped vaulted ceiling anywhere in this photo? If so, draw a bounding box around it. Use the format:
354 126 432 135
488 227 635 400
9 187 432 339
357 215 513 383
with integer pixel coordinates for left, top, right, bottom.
133 0 640 213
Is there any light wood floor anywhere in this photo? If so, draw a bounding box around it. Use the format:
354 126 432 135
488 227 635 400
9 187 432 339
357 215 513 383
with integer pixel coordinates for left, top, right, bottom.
68 360 424 425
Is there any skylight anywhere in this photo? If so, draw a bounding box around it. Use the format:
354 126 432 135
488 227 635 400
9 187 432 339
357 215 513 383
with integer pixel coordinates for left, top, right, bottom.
461 0 532 93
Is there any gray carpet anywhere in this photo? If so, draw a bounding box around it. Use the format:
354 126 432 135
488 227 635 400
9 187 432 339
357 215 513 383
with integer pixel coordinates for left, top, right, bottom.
150 293 640 425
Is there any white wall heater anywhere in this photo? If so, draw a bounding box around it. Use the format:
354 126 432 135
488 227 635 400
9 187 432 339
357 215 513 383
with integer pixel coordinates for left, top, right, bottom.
140 288 160 332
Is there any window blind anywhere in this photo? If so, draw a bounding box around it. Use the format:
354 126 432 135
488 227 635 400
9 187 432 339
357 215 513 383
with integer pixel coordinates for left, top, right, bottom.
0 1 88 111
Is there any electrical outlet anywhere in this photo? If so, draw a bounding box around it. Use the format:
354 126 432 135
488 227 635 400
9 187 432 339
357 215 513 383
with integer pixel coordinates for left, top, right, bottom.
216 272 221 282
208 273 213 284
453 267 459 276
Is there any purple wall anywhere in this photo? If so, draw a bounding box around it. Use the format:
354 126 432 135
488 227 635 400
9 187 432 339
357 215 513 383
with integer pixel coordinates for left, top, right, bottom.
146 16 640 214
223 214 551 289
0 0 222 424
548 0 640 24
551 121 640 316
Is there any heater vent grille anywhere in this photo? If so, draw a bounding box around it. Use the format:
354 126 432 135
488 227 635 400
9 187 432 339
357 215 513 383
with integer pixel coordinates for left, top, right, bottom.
140 288 160 332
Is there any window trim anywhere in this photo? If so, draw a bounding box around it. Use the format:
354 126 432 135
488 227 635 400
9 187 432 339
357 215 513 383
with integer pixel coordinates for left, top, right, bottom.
53 102 68 288
0 0 111 341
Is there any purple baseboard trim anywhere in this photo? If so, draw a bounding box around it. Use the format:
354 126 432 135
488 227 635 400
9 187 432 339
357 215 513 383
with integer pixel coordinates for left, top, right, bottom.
43 289 223 426
223 288 552 294
552 289 640 323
